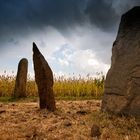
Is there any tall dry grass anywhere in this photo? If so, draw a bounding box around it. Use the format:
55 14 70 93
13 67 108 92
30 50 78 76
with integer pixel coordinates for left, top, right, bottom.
0 72 104 99
54 74 104 99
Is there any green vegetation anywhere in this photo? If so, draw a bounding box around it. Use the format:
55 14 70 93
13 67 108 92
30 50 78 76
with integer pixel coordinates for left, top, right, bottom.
0 72 104 100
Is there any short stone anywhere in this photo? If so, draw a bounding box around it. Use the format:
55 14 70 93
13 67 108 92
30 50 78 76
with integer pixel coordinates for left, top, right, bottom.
14 58 28 98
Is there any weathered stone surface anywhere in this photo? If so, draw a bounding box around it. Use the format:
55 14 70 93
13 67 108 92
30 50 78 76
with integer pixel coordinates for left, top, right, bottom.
14 58 28 98
101 7 140 116
33 42 56 111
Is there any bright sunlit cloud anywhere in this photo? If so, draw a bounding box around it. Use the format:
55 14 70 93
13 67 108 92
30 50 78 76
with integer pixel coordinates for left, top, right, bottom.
0 24 113 77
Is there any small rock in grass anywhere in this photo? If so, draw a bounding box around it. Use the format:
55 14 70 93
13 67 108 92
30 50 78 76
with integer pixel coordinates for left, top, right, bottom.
48 125 57 132
0 110 6 114
63 120 72 127
76 110 88 115
91 124 101 137
11 103 16 106
51 119 58 124
80 121 86 125
96 102 100 107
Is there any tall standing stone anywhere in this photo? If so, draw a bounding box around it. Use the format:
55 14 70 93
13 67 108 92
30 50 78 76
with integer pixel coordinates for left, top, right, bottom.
14 58 28 98
101 7 140 116
33 42 56 111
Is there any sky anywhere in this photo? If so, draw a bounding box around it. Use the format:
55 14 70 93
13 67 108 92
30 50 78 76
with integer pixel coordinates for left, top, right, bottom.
0 0 140 78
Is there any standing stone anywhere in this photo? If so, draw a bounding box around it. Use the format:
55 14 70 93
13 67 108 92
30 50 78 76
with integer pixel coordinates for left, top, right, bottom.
14 58 28 98
33 42 56 111
101 7 140 116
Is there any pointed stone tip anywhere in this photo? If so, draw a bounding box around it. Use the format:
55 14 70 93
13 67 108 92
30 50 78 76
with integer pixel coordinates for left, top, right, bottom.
33 42 39 53
33 42 36 47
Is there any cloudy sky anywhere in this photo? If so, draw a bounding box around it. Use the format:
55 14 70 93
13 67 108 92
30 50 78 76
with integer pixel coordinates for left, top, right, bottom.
0 0 140 77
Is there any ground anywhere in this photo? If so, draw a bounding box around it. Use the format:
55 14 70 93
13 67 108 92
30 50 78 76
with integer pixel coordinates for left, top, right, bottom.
0 100 139 140
0 100 100 140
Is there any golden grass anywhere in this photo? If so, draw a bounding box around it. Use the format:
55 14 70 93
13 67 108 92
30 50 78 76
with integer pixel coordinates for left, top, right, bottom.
0 74 15 96
90 111 140 139
0 73 104 99
0 73 140 139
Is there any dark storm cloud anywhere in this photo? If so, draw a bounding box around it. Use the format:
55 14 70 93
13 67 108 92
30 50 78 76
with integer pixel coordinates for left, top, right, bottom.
0 0 86 32
85 0 140 31
0 0 140 49
0 0 86 50
85 0 119 31
1 0 140 32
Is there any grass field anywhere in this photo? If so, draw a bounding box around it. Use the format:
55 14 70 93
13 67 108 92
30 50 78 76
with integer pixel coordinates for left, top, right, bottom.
0 73 140 139
0 100 139 140
0 72 104 100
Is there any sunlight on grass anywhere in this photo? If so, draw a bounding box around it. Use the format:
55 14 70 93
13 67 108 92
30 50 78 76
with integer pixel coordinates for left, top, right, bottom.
0 72 104 99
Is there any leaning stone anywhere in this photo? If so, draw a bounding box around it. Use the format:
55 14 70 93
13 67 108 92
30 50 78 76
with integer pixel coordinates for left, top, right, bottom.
14 58 28 98
101 7 140 116
33 42 56 111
